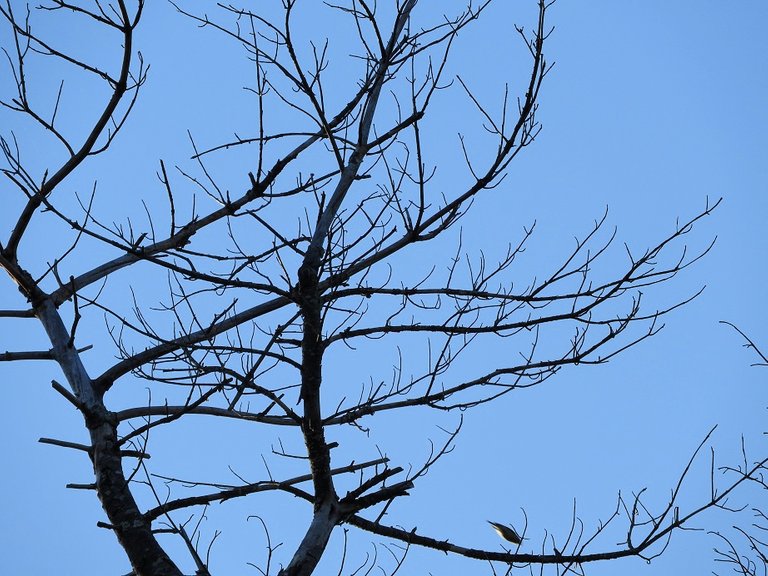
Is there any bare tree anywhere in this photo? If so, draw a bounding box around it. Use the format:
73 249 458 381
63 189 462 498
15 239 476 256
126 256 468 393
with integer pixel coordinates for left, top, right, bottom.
0 1 763 575
709 323 768 576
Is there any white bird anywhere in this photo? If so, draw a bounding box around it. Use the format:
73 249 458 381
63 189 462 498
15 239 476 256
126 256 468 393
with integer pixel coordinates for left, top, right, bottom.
487 520 522 544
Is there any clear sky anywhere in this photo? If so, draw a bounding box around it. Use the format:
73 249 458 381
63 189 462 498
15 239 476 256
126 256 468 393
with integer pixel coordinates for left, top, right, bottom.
1 1 766 575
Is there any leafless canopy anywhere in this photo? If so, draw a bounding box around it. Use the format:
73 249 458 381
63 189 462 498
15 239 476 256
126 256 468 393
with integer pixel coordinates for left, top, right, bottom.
0 1 761 575
710 325 768 576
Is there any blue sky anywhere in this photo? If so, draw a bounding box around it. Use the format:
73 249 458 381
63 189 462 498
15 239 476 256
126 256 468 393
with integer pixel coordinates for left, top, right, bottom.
1 1 766 575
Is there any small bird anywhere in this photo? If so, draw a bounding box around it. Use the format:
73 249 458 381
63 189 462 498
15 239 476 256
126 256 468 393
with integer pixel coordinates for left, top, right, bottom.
488 520 522 544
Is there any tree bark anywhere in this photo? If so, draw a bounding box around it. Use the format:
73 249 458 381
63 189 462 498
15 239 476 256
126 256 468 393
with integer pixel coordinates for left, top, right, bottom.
36 297 182 576
278 500 340 576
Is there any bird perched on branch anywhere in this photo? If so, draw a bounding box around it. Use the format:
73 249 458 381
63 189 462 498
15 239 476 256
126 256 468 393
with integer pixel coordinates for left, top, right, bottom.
488 520 523 544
